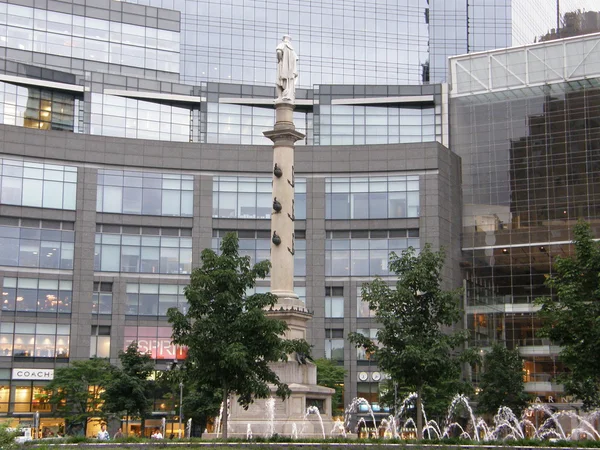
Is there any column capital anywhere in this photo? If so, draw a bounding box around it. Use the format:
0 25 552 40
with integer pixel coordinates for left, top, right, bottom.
263 128 306 145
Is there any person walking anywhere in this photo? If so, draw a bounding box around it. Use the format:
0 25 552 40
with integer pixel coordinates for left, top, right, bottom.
113 428 123 439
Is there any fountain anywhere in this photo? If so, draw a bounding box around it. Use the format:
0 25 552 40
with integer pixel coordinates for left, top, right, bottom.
331 419 347 438
306 405 326 439
186 418 192 439
340 393 600 442
344 397 378 433
210 392 600 441
265 397 276 438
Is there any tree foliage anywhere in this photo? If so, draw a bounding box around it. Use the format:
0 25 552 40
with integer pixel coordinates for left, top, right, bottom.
314 358 346 416
476 343 529 416
537 220 600 410
182 385 223 437
156 364 222 438
348 244 469 438
103 343 155 435
167 232 310 439
44 358 113 433
0 422 18 450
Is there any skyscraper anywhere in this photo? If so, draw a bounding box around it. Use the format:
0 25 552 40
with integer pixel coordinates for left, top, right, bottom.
450 31 600 407
0 0 598 437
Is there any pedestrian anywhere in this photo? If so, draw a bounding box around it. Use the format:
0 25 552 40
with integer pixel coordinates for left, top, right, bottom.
151 428 163 439
113 427 123 439
97 424 110 440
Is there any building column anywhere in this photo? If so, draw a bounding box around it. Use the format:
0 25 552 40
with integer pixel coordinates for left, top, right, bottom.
70 166 98 360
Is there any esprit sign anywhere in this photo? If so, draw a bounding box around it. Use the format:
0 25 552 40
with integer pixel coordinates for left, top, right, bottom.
12 368 54 380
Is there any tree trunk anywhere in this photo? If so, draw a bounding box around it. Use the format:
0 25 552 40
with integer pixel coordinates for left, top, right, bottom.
416 388 423 440
125 411 129 437
141 416 146 438
221 385 229 439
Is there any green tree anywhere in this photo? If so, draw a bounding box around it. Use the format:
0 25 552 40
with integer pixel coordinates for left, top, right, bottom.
349 244 470 439
0 422 18 450
314 358 346 416
103 343 155 436
44 358 113 435
156 364 222 438
182 385 223 437
537 220 600 410
167 232 310 439
476 343 530 416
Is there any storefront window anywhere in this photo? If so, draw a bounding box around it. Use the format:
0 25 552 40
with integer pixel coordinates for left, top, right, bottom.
0 385 8 412
124 326 187 360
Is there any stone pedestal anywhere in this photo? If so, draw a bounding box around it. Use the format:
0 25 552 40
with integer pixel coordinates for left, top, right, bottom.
225 100 335 438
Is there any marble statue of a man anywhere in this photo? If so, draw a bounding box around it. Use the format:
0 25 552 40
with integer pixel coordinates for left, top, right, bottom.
276 35 298 102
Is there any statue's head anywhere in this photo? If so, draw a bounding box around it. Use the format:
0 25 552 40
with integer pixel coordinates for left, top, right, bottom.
282 35 292 42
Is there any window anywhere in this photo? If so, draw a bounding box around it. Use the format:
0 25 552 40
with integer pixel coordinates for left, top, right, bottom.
0 82 79 132
125 283 187 316
124 326 187 360
326 229 419 277
205 102 311 145
213 176 307 220
0 383 8 413
212 230 307 277
90 325 110 358
1 322 70 358
356 328 378 360
326 176 419 219
94 226 192 275
319 105 436 145
0 159 77 210
357 286 377 318
0 220 75 269
0 4 180 73
97 169 193 217
325 286 344 318
91 94 189 142
92 282 113 314
2 277 72 313
325 329 344 360
10 382 54 413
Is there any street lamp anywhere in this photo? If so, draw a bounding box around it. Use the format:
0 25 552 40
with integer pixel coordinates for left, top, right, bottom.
179 382 183 438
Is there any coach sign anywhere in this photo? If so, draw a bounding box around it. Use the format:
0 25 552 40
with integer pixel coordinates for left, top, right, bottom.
12 368 54 380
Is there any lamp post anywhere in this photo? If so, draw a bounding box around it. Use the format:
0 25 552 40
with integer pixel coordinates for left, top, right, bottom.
179 382 183 438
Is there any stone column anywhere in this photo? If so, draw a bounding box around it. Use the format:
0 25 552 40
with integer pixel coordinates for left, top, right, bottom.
264 101 309 340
